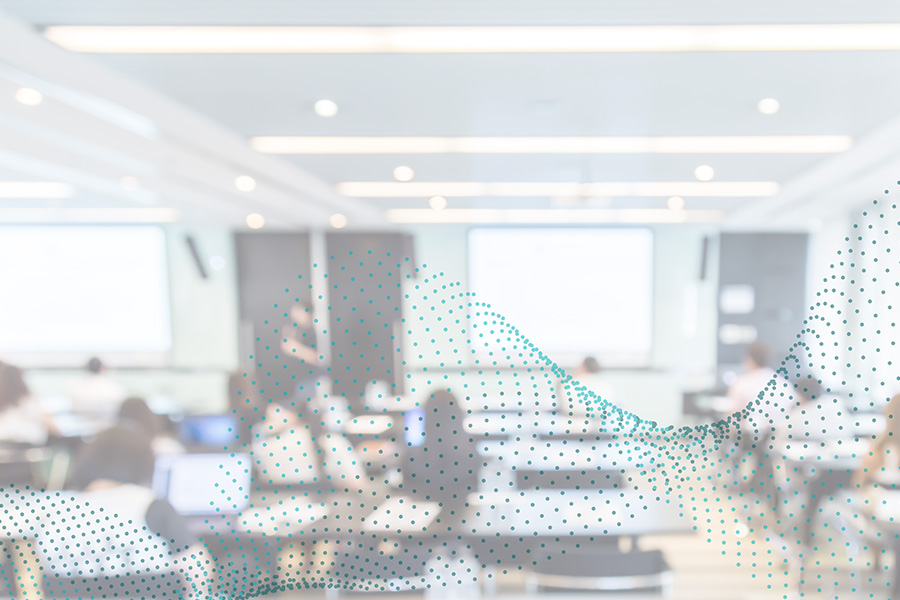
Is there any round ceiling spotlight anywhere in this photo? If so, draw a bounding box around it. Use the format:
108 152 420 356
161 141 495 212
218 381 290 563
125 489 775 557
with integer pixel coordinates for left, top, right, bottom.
314 99 339 117
667 195 685 210
235 175 257 192
757 97 780 115
393 165 415 182
15 88 43 106
245 213 265 229
330 213 348 229
429 195 447 210
694 164 715 181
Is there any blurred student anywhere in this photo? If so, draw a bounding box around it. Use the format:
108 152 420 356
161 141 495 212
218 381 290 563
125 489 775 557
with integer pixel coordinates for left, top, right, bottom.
558 356 619 415
401 390 481 522
280 302 322 383
33 427 204 597
0 363 52 445
854 393 900 492
66 357 128 416
253 395 365 491
727 343 775 415
118 396 184 456
228 370 265 427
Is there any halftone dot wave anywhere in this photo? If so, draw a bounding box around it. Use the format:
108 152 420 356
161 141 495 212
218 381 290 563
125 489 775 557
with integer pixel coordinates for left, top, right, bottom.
3 194 900 598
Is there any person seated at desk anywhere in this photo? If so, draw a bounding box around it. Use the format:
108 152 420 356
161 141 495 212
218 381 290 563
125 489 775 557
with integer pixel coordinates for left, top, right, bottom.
252 395 365 492
118 396 184 456
727 342 776 417
855 393 900 505
65 357 128 417
558 356 619 416
24 427 205 598
399 390 481 528
0 362 53 445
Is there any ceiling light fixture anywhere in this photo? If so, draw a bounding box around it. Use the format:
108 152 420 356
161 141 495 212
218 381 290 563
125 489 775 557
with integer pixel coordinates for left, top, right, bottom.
15 87 43 106
235 175 257 191
694 165 715 181
329 213 348 228
393 165 415 182
250 135 852 154
337 181 779 198
314 99 339 117
0 208 178 223
386 208 724 224
0 181 73 198
429 195 448 210
245 213 265 229
757 98 780 115
667 196 685 210
43 24 900 53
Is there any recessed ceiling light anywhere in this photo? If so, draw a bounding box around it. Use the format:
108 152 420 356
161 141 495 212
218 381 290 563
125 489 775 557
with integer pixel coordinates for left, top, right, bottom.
0 181 73 198
329 213 348 228
337 181 778 198
386 208 723 224
667 196 685 210
757 98 780 115
245 213 265 229
15 88 43 106
429 195 448 210
250 135 852 155
120 176 140 191
235 175 257 192
43 24 900 53
393 166 415 182
694 165 715 181
208 255 227 271
314 99 339 117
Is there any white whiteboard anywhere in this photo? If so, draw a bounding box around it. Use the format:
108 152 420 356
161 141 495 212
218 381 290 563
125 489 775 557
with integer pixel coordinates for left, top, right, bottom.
468 227 653 367
0 226 172 364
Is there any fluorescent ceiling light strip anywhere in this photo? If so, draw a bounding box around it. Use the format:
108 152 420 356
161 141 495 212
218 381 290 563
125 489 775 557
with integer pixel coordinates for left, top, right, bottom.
0 208 179 223
44 25 900 54
0 182 74 198
386 208 724 224
251 135 853 154
337 181 780 198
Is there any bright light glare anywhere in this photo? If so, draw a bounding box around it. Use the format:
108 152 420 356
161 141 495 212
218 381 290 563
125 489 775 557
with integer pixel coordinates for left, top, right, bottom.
245 213 265 229
235 175 257 191
314 99 339 117
429 195 448 210
0 182 74 198
667 196 685 210
757 98 780 115
386 208 724 224
329 213 348 228
15 88 43 106
338 181 779 198
43 24 900 53
694 165 715 181
393 165 415 182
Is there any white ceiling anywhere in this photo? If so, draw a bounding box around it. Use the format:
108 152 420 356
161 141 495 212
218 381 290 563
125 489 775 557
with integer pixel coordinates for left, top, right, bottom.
1 2 900 228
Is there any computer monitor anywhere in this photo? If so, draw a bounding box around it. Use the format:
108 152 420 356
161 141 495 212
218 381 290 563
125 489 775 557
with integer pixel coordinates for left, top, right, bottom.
404 408 426 447
152 453 250 515
177 414 237 448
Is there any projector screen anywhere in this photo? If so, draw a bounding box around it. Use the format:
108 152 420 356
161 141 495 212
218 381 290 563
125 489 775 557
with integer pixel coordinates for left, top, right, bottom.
468 227 653 367
0 226 172 365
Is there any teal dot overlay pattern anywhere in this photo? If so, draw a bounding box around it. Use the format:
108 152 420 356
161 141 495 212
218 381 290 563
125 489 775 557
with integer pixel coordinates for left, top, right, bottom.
4 196 900 598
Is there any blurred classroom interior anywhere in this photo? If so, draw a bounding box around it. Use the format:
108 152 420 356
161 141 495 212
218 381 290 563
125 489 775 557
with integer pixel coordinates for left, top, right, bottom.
2 2 900 599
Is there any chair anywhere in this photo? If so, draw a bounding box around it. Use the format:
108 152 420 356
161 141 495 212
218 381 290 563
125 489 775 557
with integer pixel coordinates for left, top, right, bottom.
525 548 673 597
